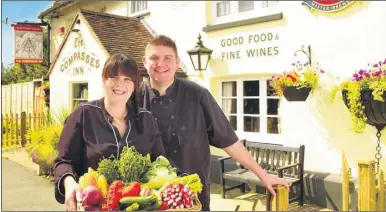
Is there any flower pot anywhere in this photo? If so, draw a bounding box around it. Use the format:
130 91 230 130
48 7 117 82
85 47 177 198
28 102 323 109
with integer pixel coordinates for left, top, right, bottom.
283 86 311 102
342 89 386 128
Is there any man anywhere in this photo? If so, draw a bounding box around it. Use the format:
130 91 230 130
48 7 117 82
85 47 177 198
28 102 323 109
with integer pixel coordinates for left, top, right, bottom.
139 35 290 211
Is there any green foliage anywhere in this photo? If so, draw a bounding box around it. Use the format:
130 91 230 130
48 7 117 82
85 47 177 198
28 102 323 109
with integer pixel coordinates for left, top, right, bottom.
330 59 386 133
25 107 70 175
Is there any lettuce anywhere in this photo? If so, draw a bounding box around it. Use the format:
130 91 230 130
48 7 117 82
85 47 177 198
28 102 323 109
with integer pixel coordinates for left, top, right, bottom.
144 156 177 182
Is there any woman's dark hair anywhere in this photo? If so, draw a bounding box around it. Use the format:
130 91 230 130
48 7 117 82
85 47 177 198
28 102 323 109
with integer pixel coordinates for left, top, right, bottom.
102 53 143 133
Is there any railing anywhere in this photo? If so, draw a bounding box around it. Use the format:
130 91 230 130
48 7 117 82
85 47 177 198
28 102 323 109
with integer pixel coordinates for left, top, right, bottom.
1 112 45 148
341 152 385 211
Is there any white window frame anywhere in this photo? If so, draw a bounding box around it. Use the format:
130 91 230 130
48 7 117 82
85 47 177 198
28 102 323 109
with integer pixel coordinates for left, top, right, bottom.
219 77 283 144
128 1 149 17
212 1 282 25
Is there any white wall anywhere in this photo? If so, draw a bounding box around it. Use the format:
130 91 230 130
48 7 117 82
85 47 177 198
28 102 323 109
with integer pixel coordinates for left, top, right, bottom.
202 1 386 175
46 1 386 176
49 16 107 116
48 1 127 65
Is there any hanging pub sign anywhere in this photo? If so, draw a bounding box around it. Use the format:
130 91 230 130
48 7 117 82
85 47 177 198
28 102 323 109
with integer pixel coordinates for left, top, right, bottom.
302 0 356 13
13 25 44 64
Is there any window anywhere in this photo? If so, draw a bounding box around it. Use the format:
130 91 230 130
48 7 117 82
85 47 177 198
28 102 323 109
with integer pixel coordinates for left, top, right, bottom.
130 1 148 15
71 82 88 110
213 1 280 24
216 1 231 17
220 78 281 135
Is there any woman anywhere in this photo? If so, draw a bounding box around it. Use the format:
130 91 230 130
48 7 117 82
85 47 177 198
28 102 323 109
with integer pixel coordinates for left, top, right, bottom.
53 54 165 211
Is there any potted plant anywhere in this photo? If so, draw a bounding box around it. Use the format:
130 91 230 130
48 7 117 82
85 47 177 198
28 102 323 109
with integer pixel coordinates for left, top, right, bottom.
330 58 386 133
270 61 324 101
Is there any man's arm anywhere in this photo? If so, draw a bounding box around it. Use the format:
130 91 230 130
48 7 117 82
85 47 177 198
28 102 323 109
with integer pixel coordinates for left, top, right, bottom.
199 88 290 195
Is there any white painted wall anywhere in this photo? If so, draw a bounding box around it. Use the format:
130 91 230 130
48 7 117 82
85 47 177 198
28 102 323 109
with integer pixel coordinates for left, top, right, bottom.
201 1 386 175
48 1 127 64
49 16 107 116
46 1 386 176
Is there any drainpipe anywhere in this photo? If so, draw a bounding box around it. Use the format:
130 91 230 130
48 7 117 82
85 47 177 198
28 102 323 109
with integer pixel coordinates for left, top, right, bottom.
40 18 51 80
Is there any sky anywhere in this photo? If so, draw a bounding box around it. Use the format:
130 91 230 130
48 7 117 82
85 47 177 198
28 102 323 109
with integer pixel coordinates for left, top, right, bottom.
1 1 53 67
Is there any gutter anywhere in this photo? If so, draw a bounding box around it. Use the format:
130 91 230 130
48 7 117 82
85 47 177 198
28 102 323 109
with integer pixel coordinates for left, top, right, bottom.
38 1 74 19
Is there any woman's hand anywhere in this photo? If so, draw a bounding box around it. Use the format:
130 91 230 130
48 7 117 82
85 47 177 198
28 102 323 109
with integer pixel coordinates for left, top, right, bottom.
64 175 82 211
260 174 291 196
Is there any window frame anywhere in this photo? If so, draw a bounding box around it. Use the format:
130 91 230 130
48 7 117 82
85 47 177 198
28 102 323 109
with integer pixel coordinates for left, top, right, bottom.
212 1 282 25
219 77 282 144
128 0 149 17
69 81 89 111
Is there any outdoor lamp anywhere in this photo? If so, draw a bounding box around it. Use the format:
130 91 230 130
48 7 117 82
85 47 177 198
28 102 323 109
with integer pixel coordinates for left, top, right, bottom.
187 34 213 71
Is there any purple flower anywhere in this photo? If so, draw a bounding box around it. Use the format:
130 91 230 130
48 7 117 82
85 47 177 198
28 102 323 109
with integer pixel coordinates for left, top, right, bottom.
364 72 370 78
373 63 379 68
353 73 358 78
383 59 386 65
359 69 365 75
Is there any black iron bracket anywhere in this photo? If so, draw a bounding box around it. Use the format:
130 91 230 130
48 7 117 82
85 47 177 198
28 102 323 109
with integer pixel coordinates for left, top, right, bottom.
294 45 312 66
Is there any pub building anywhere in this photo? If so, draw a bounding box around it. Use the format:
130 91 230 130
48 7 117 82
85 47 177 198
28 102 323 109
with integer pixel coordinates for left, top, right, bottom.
40 1 386 210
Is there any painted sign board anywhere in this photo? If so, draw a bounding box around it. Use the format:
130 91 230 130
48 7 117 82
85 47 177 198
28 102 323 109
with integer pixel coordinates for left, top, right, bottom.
302 0 356 13
13 25 44 64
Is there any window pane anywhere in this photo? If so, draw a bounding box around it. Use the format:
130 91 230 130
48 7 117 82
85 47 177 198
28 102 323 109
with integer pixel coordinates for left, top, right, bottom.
222 99 237 114
244 99 259 115
226 115 237 130
222 81 236 97
132 1 147 13
73 83 88 99
267 80 276 97
267 117 280 134
239 1 254 12
244 116 260 132
216 1 231 17
243 80 259 97
262 1 279 8
267 99 279 115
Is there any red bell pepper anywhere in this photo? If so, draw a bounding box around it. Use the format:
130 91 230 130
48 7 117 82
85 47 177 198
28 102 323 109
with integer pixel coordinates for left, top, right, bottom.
121 181 141 197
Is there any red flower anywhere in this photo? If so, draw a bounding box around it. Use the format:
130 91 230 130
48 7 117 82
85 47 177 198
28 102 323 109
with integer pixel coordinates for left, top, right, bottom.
286 74 297 82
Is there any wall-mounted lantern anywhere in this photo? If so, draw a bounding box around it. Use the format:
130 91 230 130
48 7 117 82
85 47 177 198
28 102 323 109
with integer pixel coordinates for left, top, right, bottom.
187 34 213 71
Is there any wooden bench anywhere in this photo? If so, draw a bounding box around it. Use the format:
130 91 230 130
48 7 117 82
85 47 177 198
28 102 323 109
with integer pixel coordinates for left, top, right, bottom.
219 140 305 206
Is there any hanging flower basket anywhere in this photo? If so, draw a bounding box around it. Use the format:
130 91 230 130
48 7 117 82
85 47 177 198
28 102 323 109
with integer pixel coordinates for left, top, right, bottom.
270 61 324 102
342 89 386 128
331 58 386 133
283 86 311 102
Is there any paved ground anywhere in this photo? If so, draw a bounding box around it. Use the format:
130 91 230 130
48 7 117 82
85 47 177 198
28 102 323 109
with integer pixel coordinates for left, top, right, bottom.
2 159 64 211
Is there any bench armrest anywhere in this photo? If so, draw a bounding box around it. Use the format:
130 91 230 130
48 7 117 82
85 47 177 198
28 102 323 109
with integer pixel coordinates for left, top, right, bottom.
218 156 232 163
277 162 300 171
277 162 300 178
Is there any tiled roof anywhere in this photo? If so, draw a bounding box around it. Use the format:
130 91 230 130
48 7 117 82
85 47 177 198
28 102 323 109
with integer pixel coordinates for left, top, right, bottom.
81 9 154 71
48 9 186 76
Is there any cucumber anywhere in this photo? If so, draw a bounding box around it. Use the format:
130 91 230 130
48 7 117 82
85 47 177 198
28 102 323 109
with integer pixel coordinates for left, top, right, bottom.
119 194 158 209
141 203 159 211
125 203 139 211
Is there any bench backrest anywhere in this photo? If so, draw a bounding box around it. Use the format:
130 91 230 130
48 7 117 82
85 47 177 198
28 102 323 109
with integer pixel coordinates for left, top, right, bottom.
243 140 305 179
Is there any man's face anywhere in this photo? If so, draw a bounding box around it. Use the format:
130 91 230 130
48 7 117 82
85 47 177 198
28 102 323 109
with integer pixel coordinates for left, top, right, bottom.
142 44 180 85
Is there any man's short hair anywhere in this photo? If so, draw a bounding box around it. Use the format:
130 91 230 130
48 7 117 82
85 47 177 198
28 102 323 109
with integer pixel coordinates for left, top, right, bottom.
147 35 178 57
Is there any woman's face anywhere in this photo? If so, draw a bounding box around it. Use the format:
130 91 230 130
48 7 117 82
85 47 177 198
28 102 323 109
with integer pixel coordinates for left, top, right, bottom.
103 74 134 105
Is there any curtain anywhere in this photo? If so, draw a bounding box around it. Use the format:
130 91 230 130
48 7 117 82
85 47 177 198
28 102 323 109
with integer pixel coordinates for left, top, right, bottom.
132 1 147 13
216 1 231 17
